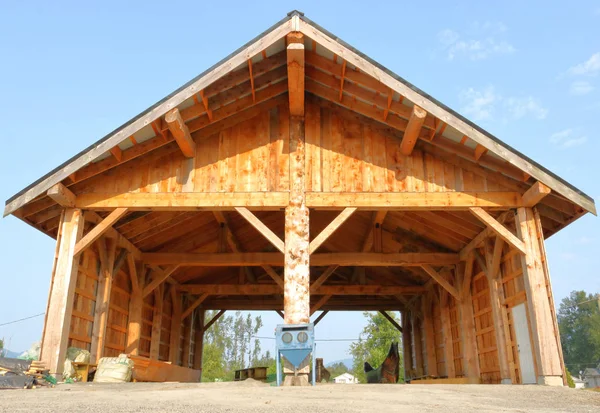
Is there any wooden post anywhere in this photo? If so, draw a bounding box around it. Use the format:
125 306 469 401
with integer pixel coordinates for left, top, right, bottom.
181 306 194 368
193 309 205 379
169 290 182 364
284 115 309 323
516 207 563 386
401 311 413 380
411 309 424 377
421 294 438 376
40 208 84 378
150 284 164 360
458 259 481 379
91 237 117 363
439 291 456 378
126 263 144 355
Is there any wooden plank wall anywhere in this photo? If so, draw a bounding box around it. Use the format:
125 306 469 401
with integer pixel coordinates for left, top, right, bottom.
76 105 290 195
432 300 447 376
305 102 511 193
448 296 464 377
500 246 528 384
103 268 130 357
140 295 154 358
471 267 500 383
160 294 173 362
68 248 98 350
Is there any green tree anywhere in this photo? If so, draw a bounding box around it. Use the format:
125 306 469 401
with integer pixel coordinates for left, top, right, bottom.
349 312 403 383
0 338 4 357
327 361 348 380
558 291 600 374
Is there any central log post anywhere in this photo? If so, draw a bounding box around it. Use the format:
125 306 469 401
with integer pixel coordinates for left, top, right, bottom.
283 31 310 386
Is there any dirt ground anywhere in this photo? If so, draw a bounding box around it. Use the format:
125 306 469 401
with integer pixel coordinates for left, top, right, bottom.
1 381 599 412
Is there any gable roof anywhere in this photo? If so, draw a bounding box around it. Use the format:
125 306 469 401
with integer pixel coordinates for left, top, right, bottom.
4 10 596 218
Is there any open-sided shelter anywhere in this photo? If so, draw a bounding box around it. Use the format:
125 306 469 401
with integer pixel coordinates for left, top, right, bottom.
4 11 596 385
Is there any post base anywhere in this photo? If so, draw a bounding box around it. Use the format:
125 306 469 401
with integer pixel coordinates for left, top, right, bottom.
537 376 563 386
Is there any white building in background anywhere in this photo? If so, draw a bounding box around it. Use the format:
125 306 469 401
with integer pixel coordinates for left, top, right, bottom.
334 373 359 384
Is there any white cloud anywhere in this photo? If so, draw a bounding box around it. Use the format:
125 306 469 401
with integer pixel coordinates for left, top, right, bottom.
550 129 588 148
504 96 548 120
459 86 547 121
568 52 600 76
569 81 594 95
437 22 515 61
459 86 498 120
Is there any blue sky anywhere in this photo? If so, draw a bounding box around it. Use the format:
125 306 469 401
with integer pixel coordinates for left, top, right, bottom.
0 1 599 363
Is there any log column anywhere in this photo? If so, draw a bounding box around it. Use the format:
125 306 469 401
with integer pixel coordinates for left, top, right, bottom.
516 207 563 386
40 208 85 378
126 262 144 355
458 259 481 380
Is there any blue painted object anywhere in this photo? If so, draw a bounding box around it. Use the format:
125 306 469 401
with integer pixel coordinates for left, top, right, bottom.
275 323 316 386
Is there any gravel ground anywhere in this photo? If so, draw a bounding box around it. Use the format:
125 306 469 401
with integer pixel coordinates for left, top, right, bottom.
0 381 599 412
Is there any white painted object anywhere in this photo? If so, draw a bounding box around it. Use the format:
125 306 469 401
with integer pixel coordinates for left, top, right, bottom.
512 303 536 384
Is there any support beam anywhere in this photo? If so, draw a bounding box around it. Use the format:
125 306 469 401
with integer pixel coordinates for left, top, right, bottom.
181 309 193 368
307 192 523 209
262 265 284 289
310 295 332 315
84 211 141 259
310 265 338 293
204 309 226 331
142 252 460 267
380 311 402 332
73 208 128 256
522 181 551 207
400 105 427 155
212 211 256 283
421 264 460 300
126 262 144 355
193 309 205 373
143 265 180 298
411 310 424 376
235 207 285 253
91 237 117 363
47 183 75 207
149 285 164 360
287 32 305 116
40 209 84 377
469 207 526 254
169 289 182 364
459 211 510 260
457 262 480 379
439 293 456 378
361 211 388 252
179 284 425 296
313 310 328 326
516 207 563 385
165 108 196 157
421 294 438 376
182 293 209 319
275 310 284 319
309 207 357 254
110 146 123 162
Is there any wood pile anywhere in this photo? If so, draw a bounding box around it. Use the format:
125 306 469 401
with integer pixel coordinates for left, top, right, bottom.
25 360 50 379
0 358 53 389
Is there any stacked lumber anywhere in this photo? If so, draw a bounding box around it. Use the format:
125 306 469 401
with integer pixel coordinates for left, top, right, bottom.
129 355 200 382
26 360 49 379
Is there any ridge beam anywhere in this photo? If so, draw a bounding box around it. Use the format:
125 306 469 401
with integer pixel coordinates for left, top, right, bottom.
165 108 196 158
400 105 427 155
287 32 305 117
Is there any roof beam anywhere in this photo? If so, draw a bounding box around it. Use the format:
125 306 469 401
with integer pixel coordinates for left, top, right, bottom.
165 108 196 158
47 183 75 207
469 207 526 254
247 60 256 103
400 105 427 155
141 252 459 266
109 146 123 162
309 207 357 254
74 208 128 257
143 265 180 298
313 310 328 326
522 181 551 207
179 284 426 296
182 293 209 319
286 32 305 116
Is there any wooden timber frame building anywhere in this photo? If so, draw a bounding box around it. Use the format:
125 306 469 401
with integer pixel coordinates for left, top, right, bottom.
4 11 596 385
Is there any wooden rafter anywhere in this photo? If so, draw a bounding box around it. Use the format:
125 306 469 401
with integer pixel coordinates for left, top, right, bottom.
338 60 346 101
400 105 427 156
309 207 357 254
459 211 510 260
421 264 460 300
205 309 226 331
234 207 285 253
199 90 213 121
287 32 305 116
165 108 196 158
47 183 75 207
109 146 123 162
383 88 393 121
469 207 526 254
73 208 128 256
474 144 488 161
143 265 180 298
142 252 460 266
248 60 256 103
